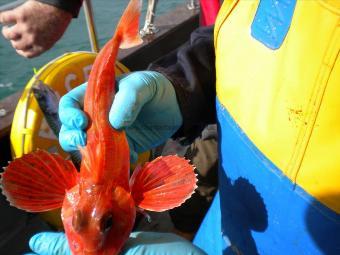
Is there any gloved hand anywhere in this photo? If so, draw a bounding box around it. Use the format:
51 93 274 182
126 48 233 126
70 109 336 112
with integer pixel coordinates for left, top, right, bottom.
25 232 70 255
59 71 183 162
25 231 207 255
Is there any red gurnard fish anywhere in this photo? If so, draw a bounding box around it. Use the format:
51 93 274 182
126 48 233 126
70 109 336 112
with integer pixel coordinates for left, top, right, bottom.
0 0 197 254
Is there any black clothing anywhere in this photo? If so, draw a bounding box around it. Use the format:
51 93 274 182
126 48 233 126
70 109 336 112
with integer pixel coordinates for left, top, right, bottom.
164 125 218 233
36 0 83 17
149 25 216 144
149 26 218 233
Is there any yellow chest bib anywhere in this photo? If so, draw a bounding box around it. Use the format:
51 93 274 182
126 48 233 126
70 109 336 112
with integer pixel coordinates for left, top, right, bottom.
214 0 340 212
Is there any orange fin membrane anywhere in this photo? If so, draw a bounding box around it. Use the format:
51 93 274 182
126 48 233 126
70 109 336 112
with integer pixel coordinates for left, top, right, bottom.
117 0 143 49
130 155 197 212
0 150 78 212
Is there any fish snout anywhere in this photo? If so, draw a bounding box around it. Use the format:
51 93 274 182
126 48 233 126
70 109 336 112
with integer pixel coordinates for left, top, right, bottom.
83 234 107 253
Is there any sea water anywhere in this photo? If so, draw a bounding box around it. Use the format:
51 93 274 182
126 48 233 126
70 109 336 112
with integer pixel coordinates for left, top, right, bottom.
0 0 185 100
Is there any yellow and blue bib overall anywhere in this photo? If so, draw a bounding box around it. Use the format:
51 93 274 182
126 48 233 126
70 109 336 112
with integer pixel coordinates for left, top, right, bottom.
194 1 340 254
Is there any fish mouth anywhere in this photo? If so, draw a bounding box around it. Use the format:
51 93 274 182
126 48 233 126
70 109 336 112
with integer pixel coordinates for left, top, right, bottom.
84 241 103 253
84 247 101 253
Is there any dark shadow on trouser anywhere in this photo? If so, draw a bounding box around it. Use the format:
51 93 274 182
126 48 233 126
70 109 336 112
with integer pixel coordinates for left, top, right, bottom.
305 194 340 255
219 171 268 255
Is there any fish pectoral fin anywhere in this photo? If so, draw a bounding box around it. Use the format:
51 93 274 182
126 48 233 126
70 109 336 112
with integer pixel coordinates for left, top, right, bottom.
117 0 143 49
129 155 198 212
0 150 79 212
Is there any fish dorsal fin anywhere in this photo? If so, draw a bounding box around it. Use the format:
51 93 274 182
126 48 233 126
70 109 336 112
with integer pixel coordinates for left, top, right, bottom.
130 155 197 212
116 0 143 49
0 150 78 212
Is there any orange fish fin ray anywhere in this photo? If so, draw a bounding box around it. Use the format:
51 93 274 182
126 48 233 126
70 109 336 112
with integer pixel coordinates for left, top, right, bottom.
130 155 198 212
116 0 143 49
78 146 93 174
0 150 78 212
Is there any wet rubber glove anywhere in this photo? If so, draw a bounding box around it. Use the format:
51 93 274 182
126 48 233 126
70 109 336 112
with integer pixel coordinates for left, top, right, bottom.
26 231 207 255
59 71 183 162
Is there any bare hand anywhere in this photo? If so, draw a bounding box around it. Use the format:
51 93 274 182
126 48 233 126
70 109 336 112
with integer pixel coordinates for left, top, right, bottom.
0 0 72 58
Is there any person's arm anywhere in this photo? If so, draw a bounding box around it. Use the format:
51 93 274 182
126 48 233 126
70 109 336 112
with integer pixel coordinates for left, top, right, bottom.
58 26 216 160
36 0 82 17
149 25 216 143
0 0 82 58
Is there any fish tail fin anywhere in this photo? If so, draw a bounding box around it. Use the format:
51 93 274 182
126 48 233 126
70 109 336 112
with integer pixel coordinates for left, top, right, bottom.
116 0 143 49
0 150 78 212
130 155 198 212
83 0 142 125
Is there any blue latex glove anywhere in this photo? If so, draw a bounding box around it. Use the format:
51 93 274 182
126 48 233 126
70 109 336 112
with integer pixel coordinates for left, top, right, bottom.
25 232 70 255
59 71 183 162
25 231 207 255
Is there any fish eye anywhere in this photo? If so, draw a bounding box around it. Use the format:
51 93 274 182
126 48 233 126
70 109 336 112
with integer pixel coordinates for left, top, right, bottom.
100 213 113 232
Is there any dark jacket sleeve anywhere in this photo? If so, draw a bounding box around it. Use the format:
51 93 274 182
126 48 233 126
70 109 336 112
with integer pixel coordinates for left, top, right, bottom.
148 25 216 143
36 0 83 17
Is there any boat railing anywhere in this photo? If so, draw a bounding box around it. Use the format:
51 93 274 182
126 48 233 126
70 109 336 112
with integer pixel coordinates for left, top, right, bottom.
82 0 201 48
140 0 159 37
186 0 200 10
83 0 99 53
140 0 200 37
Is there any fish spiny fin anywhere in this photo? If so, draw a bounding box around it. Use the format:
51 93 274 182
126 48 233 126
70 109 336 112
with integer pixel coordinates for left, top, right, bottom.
0 150 78 212
78 146 92 171
117 0 143 49
130 155 198 212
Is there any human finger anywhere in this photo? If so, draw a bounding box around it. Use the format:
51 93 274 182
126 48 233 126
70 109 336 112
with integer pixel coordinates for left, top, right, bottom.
2 25 21 40
109 73 153 129
122 232 207 255
59 125 86 152
0 10 17 25
29 232 71 255
16 48 39 58
59 84 88 129
11 37 33 51
59 103 88 130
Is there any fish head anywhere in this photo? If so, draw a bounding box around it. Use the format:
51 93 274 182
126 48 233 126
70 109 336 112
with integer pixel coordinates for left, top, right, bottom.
61 181 136 254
